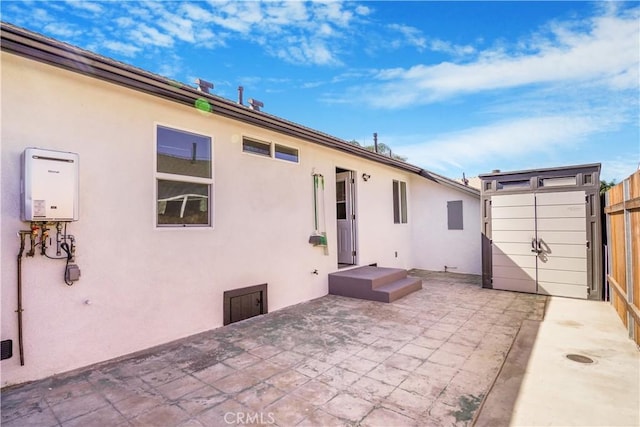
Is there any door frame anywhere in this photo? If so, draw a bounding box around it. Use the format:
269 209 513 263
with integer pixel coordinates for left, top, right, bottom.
336 168 358 266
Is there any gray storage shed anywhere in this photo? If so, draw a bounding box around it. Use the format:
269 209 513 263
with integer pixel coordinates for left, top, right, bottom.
480 164 602 300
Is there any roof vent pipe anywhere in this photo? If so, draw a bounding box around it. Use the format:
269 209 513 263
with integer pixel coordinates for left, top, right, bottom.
238 86 244 105
195 78 214 94
492 169 501 173
373 132 378 154
249 98 264 112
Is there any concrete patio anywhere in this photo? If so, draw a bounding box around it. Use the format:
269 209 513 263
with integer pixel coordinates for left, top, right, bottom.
0 270 563 426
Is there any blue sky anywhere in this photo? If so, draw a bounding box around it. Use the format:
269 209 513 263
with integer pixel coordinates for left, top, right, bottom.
3 1 638 182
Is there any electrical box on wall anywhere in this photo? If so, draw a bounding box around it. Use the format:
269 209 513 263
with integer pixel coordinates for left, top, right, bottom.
21 148 79 221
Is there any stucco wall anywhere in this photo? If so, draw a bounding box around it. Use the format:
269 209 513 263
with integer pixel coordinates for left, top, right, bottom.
409 176 482 275
1 52 443 385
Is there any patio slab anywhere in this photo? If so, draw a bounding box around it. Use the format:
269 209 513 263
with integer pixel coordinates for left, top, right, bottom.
1 270 545 426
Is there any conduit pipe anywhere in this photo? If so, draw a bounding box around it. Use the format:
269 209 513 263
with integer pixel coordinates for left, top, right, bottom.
16 230 33 366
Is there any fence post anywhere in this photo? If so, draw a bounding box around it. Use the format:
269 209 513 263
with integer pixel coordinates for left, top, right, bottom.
623 178 634 340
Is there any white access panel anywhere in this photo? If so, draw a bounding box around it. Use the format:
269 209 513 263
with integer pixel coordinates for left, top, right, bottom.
536 191 587 299
491 193 537 293
22 148 79 221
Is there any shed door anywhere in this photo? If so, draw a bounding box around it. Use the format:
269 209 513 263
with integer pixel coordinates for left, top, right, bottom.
535 191 587 299
490 191 588 298
491 193 537 293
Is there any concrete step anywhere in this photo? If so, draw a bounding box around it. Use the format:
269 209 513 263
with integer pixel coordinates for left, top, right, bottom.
373 277 423 303
328 266 421 303
329 266 407 290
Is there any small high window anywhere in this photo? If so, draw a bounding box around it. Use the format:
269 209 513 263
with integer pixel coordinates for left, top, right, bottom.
242 138 271 157
242 137 299 163
274 144 299 163
156 125 213 227
393 180 408 224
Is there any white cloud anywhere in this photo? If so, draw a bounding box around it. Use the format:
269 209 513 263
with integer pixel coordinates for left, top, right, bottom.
115 17 135 29
182 3 214 22
43 22 82 38
361 7 639 108
129 24 174 48
355 5 371 16
311 1 354 28
102 40 141 58
64 0 102 14
600 156 640 182
273 35 341 66
387 24 427 51
428 39 475 56
400 115 600 171
158 14 195 43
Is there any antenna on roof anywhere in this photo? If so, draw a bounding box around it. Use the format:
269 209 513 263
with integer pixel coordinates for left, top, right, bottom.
195 78 214 94
373 132 378 154
249 98 264 112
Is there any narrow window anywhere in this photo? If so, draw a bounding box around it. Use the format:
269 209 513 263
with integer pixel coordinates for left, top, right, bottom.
393 180 408 224
156 125 212 227
539 176 576 187
274 144 299 163
242 137 271 157
497 179 530 190
448 200 463 230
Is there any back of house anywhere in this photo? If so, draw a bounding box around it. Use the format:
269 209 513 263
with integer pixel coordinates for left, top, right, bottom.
0 22 480 386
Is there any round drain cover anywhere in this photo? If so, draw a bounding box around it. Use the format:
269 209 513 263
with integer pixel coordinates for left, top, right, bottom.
566 353 594 364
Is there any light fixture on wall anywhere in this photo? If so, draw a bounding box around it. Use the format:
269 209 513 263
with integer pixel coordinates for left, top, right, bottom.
362 173 371 182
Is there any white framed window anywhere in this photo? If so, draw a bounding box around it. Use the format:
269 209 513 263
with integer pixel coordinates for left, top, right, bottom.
155 125 213 227
274 143 299 163
393 180 407 224
242 137 271 157
242 136 299 163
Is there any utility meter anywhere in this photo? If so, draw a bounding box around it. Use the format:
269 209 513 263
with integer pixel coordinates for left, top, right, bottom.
21 148 79 221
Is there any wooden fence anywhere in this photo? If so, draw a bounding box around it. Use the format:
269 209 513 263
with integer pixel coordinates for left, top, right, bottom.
604 169 640 346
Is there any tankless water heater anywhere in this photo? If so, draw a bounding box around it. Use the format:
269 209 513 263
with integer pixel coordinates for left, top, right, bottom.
21 148 79 222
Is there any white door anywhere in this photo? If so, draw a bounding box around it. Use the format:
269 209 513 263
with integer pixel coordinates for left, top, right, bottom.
491 191 588 298
337 171 356 265
536 191 587 299
491 193 537 293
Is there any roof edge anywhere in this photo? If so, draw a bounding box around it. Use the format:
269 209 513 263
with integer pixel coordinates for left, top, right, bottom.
478 163 602 178
420 171 480 197
1 21 478 197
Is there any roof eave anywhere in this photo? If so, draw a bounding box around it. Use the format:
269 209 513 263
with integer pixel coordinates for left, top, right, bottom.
1 21 481 198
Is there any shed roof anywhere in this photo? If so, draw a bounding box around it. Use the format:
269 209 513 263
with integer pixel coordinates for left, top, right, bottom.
478 163 601 179
0 21 479 198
